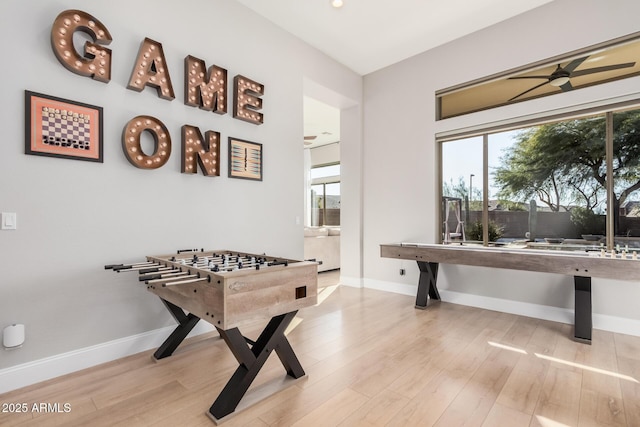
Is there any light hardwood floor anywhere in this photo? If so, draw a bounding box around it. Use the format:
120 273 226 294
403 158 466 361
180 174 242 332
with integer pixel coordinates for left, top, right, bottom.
1 269 639 426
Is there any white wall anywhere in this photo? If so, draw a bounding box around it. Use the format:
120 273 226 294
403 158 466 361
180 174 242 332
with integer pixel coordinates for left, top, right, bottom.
0 0 361 376
340 105 364 282
309 143 340 167
362 0 640 331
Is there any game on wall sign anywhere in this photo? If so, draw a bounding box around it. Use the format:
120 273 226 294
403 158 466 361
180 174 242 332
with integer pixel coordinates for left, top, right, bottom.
49 9 264 177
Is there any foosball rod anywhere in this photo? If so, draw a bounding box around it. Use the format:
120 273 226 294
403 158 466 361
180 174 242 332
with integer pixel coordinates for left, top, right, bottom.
116 263 164 272
138 266 176 274
156 277 211 287
138 270 187 281
183 260 284 272
191 259 259 267
174 258 259 268
172 254 255 263
145 274 199 285
177 256 284 267
104 261 156 270
105 262 162 272
176 248 204 254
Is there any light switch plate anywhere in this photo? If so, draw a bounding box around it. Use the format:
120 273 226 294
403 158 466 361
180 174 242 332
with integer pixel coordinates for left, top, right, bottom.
1 212 17 230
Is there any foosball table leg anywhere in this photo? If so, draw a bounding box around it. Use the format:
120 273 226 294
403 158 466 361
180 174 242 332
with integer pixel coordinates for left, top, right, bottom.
154 299 201 360
209 310 304 422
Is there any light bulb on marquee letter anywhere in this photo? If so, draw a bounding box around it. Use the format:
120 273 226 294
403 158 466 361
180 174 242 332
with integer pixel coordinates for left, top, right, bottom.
184 55 227 114
122 116 171 169
127 38 175 100
50 9 113 82
233 75 264 125
181 125 220 176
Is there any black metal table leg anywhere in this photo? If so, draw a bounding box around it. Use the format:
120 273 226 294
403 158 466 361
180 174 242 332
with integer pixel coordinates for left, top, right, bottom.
416 261 440 309
209 310 303 421
574 276 592 344
154 299 201 359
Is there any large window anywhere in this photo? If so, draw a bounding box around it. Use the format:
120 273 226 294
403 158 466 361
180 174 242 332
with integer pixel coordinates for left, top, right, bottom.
440 105 640 252
310 164 340 226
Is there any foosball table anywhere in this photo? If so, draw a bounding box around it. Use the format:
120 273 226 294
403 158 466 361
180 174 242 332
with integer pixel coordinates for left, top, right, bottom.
105 249 318 424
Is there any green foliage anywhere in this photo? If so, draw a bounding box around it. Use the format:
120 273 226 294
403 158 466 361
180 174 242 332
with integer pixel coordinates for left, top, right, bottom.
493 118 608 212
493 110 640 235
466 220 503 242
497 200 527 211
442 176 481 200
570 207 605 236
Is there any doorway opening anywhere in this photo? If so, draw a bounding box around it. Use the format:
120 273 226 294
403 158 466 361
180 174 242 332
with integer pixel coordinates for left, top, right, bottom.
303 96 341 271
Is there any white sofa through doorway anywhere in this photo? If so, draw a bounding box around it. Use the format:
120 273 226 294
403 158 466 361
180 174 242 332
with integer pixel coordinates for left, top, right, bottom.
303 226 340 272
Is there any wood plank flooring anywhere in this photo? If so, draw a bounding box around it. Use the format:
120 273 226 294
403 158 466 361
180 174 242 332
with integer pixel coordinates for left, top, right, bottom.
1 269 639 426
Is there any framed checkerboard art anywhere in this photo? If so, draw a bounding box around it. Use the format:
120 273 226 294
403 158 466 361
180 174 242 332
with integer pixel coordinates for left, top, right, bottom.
25 91 103 163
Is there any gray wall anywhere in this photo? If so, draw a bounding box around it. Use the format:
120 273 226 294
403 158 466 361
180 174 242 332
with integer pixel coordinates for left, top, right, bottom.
310 143 340 167
0 0 361 370
362 0 640 320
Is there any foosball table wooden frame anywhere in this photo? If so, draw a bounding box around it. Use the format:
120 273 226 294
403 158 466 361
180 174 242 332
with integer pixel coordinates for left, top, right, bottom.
106 249 318 424
381 242 640 344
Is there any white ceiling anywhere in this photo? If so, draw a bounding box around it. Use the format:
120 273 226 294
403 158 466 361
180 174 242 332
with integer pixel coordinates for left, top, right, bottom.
233 0 555 76
303 96 341 148
233 0 555 149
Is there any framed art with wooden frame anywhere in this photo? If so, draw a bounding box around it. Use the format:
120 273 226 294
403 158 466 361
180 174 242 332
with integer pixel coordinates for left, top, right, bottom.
228 137 262 181
25 90 104 163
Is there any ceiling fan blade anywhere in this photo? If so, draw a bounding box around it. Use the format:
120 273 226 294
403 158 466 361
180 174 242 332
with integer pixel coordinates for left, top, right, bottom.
508 80 549 102
562 56 589 73
559 81 574 92
508 75 553 80
570 62 636 77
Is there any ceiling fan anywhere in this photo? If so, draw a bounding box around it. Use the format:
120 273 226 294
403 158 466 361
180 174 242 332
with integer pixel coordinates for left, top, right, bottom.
508 56 636 102
303 135 317 146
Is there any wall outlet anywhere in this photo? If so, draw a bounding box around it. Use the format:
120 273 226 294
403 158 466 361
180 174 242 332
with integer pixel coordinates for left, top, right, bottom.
1 212 17 230
399 268 405 276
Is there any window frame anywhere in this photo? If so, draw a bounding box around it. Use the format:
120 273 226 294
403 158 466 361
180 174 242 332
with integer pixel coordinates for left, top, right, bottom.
437 98 640 250
310 162 341 227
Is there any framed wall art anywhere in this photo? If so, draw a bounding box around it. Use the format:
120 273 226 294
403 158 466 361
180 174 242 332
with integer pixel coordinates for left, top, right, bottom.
25 90 103 162
228 137 262 181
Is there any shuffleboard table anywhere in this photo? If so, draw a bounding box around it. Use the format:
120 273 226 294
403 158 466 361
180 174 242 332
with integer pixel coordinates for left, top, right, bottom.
381 242 640 344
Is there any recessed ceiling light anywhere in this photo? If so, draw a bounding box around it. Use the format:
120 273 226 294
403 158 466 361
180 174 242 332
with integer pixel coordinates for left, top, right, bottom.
331 0 344 8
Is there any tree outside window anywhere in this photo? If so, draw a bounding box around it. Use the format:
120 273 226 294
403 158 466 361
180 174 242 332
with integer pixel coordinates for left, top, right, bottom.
441 107 640 249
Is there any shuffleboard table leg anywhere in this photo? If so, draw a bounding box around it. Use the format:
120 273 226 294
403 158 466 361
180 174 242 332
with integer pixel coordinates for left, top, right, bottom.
574 276 592 344
209 310 304 422
416 261 440 309
154 299 201 359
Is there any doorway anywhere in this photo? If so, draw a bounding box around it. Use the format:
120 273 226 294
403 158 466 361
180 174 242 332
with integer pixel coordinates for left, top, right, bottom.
303 96 341 271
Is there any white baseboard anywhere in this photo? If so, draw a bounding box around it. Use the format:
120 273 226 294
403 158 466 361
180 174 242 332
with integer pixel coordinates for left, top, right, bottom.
363 279 640 338
438 289 574 325
339 275 364 288
0 322 214 395
363 278 416 296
